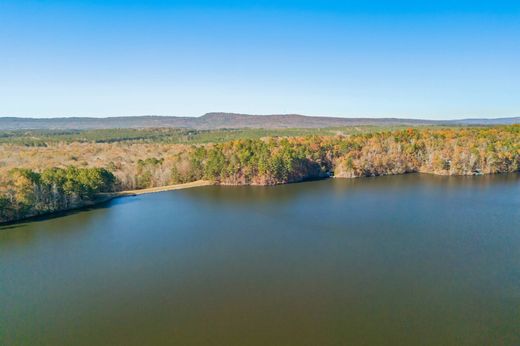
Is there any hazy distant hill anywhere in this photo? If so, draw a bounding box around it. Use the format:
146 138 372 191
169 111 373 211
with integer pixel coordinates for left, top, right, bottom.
0 112 518 130
447 117 520 125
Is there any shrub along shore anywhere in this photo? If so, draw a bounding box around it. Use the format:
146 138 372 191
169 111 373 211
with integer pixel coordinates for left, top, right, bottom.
1 126 519 224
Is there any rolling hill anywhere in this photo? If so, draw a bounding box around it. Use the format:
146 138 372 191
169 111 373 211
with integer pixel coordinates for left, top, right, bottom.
0 112 518 130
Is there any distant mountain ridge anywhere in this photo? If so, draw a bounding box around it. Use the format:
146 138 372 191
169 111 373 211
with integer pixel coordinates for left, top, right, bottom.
0 112 518 130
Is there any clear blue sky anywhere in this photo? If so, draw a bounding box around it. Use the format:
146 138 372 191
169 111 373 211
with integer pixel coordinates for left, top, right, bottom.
1 0 519 119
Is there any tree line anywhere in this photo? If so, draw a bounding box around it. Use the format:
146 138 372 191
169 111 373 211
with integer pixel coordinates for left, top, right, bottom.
0 167 115 223
167 126 519 184
1 126 518 223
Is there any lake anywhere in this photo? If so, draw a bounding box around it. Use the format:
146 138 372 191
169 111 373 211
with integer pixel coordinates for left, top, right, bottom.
1 174 519 345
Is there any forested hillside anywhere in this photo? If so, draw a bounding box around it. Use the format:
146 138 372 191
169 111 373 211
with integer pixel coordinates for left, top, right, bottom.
1 126 519 223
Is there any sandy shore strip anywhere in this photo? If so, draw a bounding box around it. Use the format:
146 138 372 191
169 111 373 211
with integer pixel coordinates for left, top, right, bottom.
114 180 214 197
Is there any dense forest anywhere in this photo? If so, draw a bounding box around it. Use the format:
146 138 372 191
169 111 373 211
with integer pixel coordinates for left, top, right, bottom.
0 167 115 223
1 126 519 223
167 126 520 184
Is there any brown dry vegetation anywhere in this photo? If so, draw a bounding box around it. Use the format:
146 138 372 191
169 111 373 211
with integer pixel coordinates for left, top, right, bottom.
0 142 191 190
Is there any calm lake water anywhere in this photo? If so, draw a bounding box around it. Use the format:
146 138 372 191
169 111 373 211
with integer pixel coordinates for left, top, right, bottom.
1 174 520 345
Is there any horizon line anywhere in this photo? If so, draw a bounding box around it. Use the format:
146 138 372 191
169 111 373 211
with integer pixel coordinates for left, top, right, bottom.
1 112 519 121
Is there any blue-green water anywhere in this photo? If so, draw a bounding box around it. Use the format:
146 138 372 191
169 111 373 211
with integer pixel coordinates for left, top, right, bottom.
1 174 520 345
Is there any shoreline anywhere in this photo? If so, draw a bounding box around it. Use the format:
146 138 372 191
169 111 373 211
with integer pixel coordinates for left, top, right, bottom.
2 172 518 227
0 180 214 227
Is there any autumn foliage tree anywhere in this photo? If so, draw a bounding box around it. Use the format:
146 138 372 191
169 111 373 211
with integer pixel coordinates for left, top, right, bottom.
1 125 518 223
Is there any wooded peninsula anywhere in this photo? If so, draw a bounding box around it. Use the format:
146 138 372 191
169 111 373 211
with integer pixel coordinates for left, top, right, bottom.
1 125 519 223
